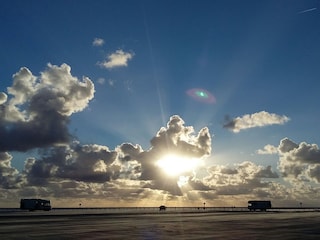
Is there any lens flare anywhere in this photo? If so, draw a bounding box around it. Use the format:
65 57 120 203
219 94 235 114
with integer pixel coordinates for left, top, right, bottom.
186 88 216 104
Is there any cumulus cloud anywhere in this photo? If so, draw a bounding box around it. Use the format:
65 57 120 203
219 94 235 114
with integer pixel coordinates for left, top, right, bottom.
308 165 320 183
204 162 278 186
92 38 105 46
223 111 290 133
24 142 119 185
278 138 320 164
119 115 212 196
1 122 319 207
257 144 278 155
0 63 94 151
0 68 224 205
197 162 278 198
150 115 211 158
0 115 212 199
99 50 134 69
278 138 320 183
0 152 21 188
1 64 319 207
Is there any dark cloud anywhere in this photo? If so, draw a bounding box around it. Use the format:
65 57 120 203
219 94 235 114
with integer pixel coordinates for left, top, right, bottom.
278 138 320 183
278 138 299 153
24 157 56 185
220 167 238 175
222 115 236 131
19 115 211 197
0 152 21 188
138 115 211 195
308 165 320 183
203 162 278 196
25 143 119 185
0 135 319 206
187 178 212 191
255 166 279 178
0 110 70 152
0 64 94 152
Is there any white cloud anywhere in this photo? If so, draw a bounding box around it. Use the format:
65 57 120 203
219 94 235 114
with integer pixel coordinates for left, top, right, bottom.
96 78 117 87
97 78 105 85
108 79 115 86
257 144 278 155
0 63 95 151
99 50 134 69
278 138 320 184
92 38 105 47
278 138 320 164
223 111 290 133
0 92 7 104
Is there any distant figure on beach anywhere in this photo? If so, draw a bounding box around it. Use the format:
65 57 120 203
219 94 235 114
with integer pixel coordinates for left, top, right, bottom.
159 205 166 211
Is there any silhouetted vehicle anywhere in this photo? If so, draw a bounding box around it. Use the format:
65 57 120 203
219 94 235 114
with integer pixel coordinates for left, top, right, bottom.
248 200 271 211
159 205 166 211
20 199 52 211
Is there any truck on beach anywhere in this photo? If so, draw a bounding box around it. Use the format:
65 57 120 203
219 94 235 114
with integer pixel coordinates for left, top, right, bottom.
248 200 272 211
20 199 52 211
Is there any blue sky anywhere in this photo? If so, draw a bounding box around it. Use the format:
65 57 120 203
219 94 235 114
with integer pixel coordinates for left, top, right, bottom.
0 0 320 207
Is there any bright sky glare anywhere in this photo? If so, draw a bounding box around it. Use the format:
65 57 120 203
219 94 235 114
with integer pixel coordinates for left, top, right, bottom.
156 154 203 176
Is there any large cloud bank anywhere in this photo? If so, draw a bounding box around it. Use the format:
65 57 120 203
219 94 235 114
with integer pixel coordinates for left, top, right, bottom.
0 64 319 207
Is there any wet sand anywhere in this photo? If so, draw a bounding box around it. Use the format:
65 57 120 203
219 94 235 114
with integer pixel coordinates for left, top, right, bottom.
1 211 320 239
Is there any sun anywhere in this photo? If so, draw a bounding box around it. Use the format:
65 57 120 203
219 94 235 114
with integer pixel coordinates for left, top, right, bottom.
156 154 202 176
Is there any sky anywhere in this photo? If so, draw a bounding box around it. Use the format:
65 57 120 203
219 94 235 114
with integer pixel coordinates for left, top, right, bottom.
0 0 320 208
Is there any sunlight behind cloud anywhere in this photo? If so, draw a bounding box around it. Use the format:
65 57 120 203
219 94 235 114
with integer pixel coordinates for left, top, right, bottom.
156 154 203 177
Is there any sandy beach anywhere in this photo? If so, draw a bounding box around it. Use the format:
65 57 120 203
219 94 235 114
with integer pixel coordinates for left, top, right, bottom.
1 210 320 239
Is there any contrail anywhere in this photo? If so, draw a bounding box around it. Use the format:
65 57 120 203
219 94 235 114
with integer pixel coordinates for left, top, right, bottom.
298 7 317 14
